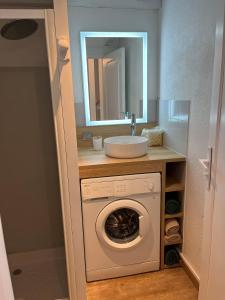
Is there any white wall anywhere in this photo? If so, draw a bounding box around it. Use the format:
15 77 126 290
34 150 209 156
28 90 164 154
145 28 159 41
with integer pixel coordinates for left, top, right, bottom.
160 0 218 276
68 6 160 126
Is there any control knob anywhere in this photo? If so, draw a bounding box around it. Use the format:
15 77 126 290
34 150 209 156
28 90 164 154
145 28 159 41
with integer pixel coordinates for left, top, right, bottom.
147 183 154 192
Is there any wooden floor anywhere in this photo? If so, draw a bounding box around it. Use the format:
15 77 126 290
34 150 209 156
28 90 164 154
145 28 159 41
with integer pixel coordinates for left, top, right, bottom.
87 268 198 300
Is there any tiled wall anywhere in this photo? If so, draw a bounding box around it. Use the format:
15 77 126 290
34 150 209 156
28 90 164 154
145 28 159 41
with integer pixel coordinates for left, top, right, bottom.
0 67 64 253
159 100 190 155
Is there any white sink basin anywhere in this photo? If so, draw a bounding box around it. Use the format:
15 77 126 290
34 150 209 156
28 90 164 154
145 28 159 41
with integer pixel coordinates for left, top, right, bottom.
104 136 148 158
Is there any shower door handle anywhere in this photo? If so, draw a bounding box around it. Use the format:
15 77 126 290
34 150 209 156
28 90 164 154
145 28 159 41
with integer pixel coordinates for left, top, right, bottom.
199 147 213 190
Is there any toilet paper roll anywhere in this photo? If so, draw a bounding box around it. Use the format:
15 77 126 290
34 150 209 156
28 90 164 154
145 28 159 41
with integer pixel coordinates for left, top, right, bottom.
93 136 103 151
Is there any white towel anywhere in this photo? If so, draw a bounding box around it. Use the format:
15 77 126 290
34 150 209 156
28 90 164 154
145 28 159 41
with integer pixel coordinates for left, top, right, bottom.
141 127 164 146
165 219 180 236
164 233 181 244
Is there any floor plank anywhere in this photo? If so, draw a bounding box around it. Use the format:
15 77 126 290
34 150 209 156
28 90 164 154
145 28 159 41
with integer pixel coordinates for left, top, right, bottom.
87 268 198 300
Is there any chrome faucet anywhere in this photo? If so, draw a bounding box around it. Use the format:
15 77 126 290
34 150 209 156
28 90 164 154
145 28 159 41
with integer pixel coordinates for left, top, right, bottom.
130 113 136 136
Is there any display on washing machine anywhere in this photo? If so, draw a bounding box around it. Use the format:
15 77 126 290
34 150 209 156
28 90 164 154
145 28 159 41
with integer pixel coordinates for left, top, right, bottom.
105 208 139 243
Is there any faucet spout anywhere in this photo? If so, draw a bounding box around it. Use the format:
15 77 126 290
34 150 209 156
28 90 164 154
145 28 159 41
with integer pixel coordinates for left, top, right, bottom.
130 113 136 136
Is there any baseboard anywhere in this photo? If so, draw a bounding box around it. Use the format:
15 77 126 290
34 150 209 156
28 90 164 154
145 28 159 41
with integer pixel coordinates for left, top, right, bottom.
180 252 200 289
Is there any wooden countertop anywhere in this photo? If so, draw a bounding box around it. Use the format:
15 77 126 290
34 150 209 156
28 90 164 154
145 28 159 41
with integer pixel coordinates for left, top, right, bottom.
78 146 185 179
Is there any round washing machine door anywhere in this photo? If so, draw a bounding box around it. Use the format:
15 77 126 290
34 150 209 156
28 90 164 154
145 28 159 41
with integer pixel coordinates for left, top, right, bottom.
96 199 149 250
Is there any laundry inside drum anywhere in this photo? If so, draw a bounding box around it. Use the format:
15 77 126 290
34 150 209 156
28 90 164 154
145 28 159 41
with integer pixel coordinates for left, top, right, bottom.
105 208 140 243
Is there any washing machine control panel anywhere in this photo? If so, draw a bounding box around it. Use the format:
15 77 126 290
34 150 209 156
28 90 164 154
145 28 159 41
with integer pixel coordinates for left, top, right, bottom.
81 173 161 200
114 182 128 194
113 180 155 196
81 182 114 199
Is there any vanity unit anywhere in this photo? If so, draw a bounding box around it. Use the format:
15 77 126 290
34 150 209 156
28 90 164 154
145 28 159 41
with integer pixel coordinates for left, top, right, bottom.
78 146 186 271
74 11 187 280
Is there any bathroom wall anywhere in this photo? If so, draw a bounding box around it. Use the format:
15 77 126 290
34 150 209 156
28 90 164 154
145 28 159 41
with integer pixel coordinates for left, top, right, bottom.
68 5 160 126
160 0 219 277
0 20 64 253
159 100 190 155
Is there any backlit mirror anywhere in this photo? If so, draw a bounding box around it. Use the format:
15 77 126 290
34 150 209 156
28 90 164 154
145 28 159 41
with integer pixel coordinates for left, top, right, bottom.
80 32 147 126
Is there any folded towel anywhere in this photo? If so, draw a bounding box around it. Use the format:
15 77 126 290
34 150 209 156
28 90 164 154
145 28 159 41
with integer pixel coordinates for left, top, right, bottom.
165 195 181 214
165 248 180 266
164 233 181 244
165 219 180 235
141 127 164 146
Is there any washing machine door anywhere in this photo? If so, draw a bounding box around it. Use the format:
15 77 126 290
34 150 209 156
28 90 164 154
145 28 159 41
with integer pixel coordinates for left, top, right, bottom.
96 199 149 250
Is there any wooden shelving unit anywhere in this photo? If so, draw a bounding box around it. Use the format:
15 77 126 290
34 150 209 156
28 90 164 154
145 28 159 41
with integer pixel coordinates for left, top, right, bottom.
161 161 186 270
78 145 186 272
164 263 181 269
164 239 183 246
165 177 185 192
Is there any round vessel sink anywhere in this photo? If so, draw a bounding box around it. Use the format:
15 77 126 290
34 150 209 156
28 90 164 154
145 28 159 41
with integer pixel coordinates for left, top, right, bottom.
104 136 148 158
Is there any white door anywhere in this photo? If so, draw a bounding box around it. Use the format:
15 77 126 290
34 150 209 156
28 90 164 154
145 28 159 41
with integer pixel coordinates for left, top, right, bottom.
102 47 126 119
206 79 225 299
199 2 225 300
0 217 15 300
87 58 97 121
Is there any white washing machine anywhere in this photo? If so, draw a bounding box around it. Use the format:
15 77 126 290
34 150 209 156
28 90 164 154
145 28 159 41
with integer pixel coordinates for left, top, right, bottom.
81 173 161 282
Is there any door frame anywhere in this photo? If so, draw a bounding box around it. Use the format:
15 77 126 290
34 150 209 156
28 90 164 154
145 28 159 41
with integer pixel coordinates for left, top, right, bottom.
0 3 87 300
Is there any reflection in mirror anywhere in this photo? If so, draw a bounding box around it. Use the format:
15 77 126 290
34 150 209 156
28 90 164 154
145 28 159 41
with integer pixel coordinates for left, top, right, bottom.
80 32 147 126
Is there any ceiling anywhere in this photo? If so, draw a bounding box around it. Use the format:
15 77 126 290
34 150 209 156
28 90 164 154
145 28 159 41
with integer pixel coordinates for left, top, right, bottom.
0 19 48 67
0 0 53 8
0 0 161 9
69 0 162 10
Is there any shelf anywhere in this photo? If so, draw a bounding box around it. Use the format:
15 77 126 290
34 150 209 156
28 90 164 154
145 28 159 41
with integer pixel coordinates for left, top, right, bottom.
165 212 184 219
164 239 183 246
165 177 185 192
164 263 181 269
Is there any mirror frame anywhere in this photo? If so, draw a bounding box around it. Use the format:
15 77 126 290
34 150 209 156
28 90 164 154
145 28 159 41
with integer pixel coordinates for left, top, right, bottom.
80 31 148 126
